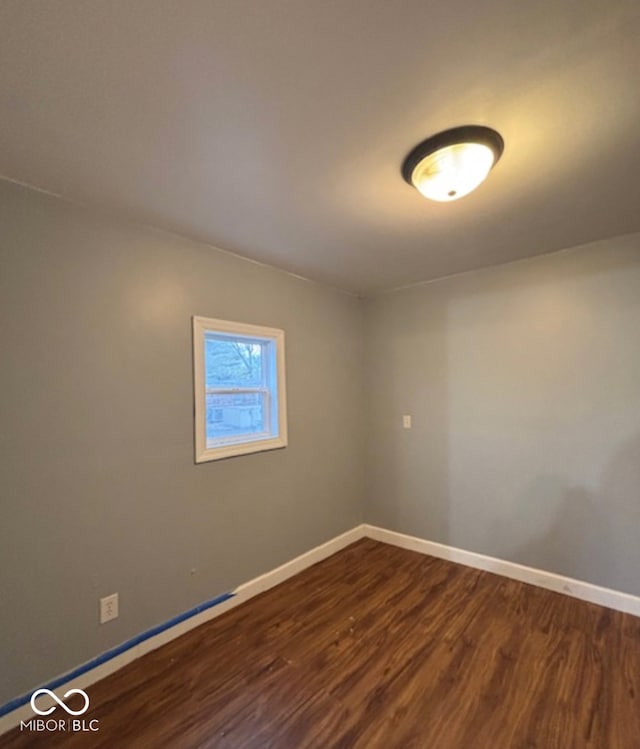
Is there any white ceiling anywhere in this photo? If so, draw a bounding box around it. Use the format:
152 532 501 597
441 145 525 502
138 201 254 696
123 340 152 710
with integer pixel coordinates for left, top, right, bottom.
1 1 639 295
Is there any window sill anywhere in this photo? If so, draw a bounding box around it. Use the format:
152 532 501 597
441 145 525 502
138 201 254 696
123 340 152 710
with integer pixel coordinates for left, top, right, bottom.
195 435 288 463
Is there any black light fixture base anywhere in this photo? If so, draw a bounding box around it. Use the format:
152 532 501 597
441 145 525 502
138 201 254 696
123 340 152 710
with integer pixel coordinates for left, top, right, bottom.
401 125 504 185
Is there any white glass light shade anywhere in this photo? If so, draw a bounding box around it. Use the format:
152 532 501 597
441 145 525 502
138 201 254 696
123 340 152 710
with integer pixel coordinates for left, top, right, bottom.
410 142 495 202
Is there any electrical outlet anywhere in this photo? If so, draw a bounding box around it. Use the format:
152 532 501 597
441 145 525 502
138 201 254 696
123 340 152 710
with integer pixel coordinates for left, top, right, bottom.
402 414 412 429
100 593 119 624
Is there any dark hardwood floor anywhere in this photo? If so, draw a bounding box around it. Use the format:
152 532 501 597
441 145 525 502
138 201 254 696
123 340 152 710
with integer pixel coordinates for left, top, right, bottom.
2 538 639 748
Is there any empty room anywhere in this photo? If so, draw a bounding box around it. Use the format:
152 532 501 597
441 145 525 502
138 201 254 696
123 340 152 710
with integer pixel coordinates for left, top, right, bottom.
1 1 639 747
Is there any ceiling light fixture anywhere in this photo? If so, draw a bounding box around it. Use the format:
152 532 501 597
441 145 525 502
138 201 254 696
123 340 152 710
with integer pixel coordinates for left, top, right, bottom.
401 125 504 202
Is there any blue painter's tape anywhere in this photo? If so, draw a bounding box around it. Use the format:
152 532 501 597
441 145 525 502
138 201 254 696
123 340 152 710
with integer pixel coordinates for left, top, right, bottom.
0 591 235 718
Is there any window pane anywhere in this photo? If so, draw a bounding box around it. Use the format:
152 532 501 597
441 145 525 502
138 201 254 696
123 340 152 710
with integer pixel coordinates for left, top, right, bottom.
205 336 264 387
206 391 266 444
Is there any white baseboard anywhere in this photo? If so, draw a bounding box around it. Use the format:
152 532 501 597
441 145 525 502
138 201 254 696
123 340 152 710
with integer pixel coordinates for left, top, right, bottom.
233 524 366 603
364 524 640 618
0 524 366 736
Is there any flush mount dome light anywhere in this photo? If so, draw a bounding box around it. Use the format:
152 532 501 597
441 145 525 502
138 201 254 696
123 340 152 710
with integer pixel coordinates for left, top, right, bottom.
402 125 504 202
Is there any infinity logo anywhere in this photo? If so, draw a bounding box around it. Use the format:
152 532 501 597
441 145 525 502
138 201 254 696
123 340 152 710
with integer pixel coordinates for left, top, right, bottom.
30 688 90 716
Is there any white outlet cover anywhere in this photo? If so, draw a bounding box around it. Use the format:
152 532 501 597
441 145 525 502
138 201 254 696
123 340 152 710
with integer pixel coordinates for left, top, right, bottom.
402 415 412 429
100 593 119 624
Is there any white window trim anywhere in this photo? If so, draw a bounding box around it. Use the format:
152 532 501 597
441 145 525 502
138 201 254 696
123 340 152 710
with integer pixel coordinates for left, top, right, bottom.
192 316 288 463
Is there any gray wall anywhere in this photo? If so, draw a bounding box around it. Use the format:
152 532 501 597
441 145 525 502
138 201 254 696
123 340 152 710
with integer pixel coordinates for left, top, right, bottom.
0 180 364 704
3 175 640 708
365 237 640 597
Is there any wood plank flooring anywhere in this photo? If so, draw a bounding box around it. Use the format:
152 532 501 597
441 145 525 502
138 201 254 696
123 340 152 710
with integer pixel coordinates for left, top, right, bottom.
2 538 639 748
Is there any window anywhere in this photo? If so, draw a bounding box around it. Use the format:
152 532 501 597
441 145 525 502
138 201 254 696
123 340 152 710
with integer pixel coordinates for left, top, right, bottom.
192 316 287 462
